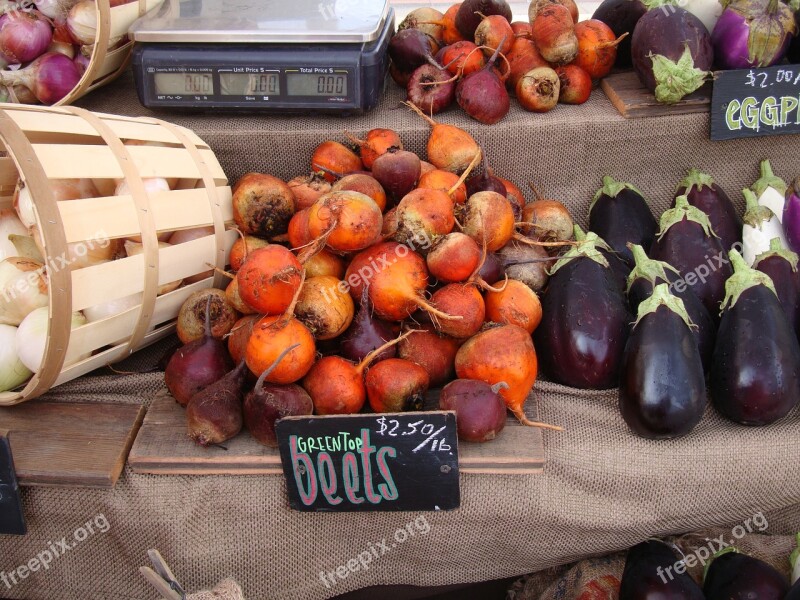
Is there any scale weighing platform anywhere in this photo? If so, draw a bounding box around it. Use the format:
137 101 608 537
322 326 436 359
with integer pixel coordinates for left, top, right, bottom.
130 0 394 112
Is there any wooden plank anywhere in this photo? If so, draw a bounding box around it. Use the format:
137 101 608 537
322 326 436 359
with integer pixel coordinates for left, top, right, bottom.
129 389 545 476
0 401 145 488
601 71 711 119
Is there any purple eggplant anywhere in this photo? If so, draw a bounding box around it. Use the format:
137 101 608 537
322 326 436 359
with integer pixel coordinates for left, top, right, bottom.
631 7 713 104
675 168 742 253
627 244 715 371
650 195 732 322
534 226 632 389
785 177 800 253
620 540 705 599
592 0 648 68
790 9 800 63
710 250 800 425
704 548 789 599
753 238 800 339
712 0 796 70
620 284 707 438
589 176 658 266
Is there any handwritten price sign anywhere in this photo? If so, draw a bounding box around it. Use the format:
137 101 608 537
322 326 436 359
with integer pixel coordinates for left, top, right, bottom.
711 65 800 140
277 412 459 512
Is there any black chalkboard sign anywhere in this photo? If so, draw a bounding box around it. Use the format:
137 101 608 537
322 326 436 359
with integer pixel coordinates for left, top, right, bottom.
711 66 800 140
276 412 459 512
0 435 26 535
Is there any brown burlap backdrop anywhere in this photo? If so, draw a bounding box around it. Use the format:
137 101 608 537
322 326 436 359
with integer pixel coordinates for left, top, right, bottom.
0 72 798 600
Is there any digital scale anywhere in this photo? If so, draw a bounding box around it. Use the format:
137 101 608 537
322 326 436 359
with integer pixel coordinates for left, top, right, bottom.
130 0 394 112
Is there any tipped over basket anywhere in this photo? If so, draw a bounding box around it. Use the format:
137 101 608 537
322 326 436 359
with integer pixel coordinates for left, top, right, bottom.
0 103 235 405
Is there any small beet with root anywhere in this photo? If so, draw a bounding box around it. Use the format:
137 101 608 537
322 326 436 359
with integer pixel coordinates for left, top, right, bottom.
439 379 507 442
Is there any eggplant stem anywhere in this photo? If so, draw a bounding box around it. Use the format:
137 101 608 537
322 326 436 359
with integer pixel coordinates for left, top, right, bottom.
253 343 301 394
512 407 564 431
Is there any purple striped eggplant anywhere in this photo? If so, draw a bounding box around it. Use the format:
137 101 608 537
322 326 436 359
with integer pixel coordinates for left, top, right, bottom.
620 284 706 438
627 244 715 372
534 226 632 390
754 238 800 339
710 250 800 425
650 195 732 321
620 540 705 600
675 169 742 253
704 548 789 599
589 176 658 266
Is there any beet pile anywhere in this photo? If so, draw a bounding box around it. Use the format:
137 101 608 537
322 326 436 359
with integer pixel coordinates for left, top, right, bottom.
164 119 574 447
388 0 627 123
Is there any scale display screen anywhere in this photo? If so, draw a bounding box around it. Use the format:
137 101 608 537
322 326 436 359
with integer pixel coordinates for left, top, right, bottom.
220 72 281 95
154 72 214 95
286 72 348 96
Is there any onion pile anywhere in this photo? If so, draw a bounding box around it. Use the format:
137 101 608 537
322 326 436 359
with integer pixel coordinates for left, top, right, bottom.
0 0 138 105
0 139 218 393
167 126 571 446
388 0 627 122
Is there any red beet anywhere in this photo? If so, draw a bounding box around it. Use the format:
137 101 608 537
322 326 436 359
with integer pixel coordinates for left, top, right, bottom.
455 38 510 124
371 147 422 204
455 0 513 39
440 379 507 442
407 64 456 115
388 28 441 73
339 289 398 363
165 296 234 407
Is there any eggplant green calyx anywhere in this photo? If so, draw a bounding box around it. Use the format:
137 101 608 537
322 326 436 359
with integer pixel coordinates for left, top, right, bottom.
743 188 777 229
722 249 778 310
589 176 646 214
753 237 799 271
634 283 696 330
650 44 710 105
790 532 800 581
678 168 715 193
626 243 681 291
753 159 787 197
703 546 739 582
641 0 678 9
549 225 611 275
657 194 717 240
790 0 799 12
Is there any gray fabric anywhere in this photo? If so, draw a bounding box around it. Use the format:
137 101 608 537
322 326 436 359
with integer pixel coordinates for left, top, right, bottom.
0 70 799 600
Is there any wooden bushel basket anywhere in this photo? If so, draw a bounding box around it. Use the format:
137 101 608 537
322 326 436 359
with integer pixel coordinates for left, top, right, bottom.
0 104 236 405
57 0 165 106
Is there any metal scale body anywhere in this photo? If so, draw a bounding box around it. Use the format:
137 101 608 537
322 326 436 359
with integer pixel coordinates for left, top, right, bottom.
130 0 393 112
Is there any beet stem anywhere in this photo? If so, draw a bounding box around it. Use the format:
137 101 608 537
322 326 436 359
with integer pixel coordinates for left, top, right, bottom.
512 407 564 430
403 100 438 127
448 148 482 196
356 329 418 374
253 343 301 395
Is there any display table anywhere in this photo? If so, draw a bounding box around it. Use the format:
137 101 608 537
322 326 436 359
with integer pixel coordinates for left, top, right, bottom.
1 72 800 600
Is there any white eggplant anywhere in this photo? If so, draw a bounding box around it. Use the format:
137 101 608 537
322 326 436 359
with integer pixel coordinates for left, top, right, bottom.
742 188 786 265
752 159 787 222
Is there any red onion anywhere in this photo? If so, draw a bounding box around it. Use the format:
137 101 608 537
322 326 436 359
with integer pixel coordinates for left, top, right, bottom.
73 51 89 75
0 52 80 104
0 9 52 64
712 0 796 69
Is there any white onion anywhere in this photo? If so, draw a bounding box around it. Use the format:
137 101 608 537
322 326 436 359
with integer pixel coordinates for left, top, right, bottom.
84 291 142 322
0 323 32 392
16 306 87 373
66 236 120 270
0 207 29 258
66 0 96 45
115 176 170 198
14 178 99 229
12 183 36 229
0 257 48 325
124 240 183 295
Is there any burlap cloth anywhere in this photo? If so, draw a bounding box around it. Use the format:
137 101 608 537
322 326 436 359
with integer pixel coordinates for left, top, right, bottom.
0 72 798 600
